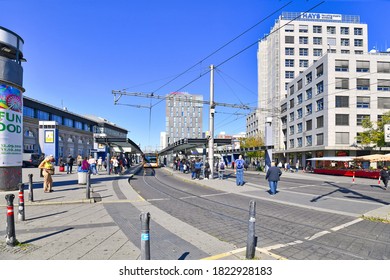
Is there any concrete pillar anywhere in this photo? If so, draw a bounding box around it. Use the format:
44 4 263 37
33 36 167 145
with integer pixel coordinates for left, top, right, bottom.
0 27 25 191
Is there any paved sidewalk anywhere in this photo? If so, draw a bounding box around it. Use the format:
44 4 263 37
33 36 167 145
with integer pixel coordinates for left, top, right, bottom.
0 165 273 260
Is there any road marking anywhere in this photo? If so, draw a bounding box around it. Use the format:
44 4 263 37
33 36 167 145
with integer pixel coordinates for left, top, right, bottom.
180 193 229 200
305 230 330 241
287 184 316 190
330 218 363 231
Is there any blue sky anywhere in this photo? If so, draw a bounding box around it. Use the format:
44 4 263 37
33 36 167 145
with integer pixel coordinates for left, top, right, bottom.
1 0 390 151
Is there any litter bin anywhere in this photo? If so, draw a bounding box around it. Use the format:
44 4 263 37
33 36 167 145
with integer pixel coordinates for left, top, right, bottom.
78 170 88 185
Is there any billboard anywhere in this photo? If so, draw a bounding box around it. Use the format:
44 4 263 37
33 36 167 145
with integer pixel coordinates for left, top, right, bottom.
0 83 23 166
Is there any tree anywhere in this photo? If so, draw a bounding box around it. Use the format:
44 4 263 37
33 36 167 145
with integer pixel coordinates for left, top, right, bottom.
358 111 390 148
239 136 265 159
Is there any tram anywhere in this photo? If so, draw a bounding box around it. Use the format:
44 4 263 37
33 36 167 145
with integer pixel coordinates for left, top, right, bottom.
142 152 159 168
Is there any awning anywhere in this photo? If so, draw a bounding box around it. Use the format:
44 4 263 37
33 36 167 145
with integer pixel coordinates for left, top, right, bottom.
354 154 390 162
308 156 355 161
94 137 142 154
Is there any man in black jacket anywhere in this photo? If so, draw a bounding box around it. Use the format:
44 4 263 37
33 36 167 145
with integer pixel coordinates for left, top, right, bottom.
380 166 389 189
266 161 282 195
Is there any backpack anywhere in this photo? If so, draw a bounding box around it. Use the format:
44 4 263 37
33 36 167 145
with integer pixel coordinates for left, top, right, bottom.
236 159 244 169
219 162 225 170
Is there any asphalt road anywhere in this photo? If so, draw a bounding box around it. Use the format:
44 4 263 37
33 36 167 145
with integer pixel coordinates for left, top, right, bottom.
129 167 390 260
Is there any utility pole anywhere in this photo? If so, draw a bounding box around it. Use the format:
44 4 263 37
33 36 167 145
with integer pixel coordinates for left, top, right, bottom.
209 65 215 177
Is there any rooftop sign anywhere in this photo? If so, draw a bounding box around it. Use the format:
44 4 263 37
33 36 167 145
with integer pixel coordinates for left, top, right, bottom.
300 13 342 21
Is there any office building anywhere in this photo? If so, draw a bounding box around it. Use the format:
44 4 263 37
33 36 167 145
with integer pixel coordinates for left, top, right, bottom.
281 51 390 165
256 12 368 153
165 92 203 146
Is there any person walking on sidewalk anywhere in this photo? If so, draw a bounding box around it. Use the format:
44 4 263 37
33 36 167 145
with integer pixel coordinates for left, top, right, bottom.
88 155 98 175
234 155 245 186
380 166 389 189
266 161 282 195
66 154 75 174
38 155 55 193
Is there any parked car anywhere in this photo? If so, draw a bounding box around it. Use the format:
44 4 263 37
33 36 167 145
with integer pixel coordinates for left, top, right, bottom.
22 153 41 167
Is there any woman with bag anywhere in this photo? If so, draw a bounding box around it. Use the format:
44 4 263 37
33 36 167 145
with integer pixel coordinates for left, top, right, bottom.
38 155 55 193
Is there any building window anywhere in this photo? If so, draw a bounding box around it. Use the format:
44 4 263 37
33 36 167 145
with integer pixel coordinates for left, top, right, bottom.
354 39 363 47
63 118 74 127
285 59 294 67
313 26 322 33
316 133 324 146
336 114 349 126
51 114 62 124
297 123 303 133
306 88 312 100
299 36 308 44
306 119 312 131
356 96 370 108
336 96 349 107
327 37 336 46
289 85 295 95
354 27 363 35
313 37 322 45
356 61 370 72
341 50 350 54
340 27 349 35
378 61 390 73
289 125 295 135
336 132 349 144
23 106 35 118
285 71 295 79
316 64 323 77
289 139 295 148
306 104 312 115
285 47 294 55
340 38 350 46
299 48 308 56
297 94 303 104
378 79 390 91
285 36 294 44
316 81 324 94
316 116 324 128
299 60 308 68
335 78 349 90
281 103 287 113
327 26 336 34
37 110 49 120
316 98 324 111
335 60 349 72
285 24 294 32
377 98 390 109
289 112 294 122
306 72 312 84
355 50 364 55
297 137 303 147
357 115 370 126
297 108 303 119
356 79 370 90
299 25 308 33
306 135 312 146
313 49 323 56
74 121 83 130
289 98 294 109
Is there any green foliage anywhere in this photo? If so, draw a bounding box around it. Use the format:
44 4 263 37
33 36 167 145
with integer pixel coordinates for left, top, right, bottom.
358 111 390 148
239 136 265 158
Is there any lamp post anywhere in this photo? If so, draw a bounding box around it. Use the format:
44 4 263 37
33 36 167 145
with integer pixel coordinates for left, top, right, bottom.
265 117 273 173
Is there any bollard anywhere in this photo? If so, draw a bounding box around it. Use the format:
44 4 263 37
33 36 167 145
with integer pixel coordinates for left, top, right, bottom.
352 171 355 184
140 212 151 260
86 171 91 199
378 176 381 185
28 173 34 202
5 194 17 247
246 200 257 259
18 183 25 221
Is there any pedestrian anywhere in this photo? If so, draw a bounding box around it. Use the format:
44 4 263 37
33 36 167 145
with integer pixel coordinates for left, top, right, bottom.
88 155 97 175
204 160 210 180
234 155 245 186
112 157 119 175
380 166 389 189
76 154 83 167
81 156 90 172
218 160 225 180
66 154 75 174
190 159 196 179
38 155 55 193
295 160 299 173
97 156 103 171
266 161 282 195
194 158 202 179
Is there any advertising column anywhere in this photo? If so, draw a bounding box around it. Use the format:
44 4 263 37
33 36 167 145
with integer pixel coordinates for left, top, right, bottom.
0 26 25 191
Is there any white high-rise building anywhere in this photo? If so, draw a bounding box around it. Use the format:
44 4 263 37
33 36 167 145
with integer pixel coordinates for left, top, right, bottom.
256 12 368 155
165 92 203 146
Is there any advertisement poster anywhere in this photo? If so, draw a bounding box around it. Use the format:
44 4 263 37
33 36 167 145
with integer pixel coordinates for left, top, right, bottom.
45 130 54 143
0 83 23 166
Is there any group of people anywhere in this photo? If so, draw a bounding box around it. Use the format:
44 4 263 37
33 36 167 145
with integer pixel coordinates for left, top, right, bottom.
174 157 228 180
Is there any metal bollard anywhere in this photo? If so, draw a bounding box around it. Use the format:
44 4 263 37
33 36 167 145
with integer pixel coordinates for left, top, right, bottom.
5 194 17 247
18 183 25 221
28 173 34 202
86 171 91 199
140 212 151 260
246 200 257 259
